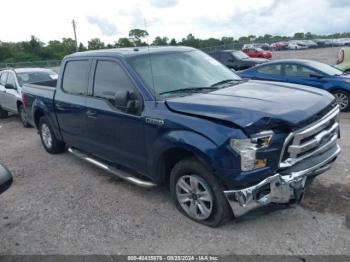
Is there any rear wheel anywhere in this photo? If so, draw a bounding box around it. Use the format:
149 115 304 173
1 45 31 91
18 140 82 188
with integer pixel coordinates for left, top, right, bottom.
332 90 350 111
39 117 65 154
18 104 31 128
170 157 232 227
0 107 8 118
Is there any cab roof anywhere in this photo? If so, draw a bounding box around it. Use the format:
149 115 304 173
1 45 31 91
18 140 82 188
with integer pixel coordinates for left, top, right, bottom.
66 46 196 59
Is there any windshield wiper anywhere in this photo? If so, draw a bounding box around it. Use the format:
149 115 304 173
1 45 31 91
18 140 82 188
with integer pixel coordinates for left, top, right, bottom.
211 79 242 87
159 87 219 95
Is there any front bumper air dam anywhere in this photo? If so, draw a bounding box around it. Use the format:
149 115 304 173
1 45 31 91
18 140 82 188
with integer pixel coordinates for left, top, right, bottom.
224 145 341 217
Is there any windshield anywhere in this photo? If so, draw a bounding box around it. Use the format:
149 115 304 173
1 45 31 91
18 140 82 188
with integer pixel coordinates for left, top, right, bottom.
310 61 343 76
232 51 249 59
128 50 241 98
17 70 58 86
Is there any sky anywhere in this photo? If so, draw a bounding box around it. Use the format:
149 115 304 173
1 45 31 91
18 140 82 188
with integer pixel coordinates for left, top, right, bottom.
1 0 350 45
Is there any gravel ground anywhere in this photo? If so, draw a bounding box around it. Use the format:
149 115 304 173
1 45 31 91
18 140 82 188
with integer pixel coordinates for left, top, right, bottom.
272 47 340 64
0 113 349 255
0 48 349 255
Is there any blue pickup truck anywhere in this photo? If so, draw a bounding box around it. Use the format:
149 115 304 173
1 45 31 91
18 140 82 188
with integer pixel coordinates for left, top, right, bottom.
22 46 341 226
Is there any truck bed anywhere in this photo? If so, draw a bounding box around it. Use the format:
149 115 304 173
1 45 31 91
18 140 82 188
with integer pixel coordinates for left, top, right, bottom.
22 80 57 127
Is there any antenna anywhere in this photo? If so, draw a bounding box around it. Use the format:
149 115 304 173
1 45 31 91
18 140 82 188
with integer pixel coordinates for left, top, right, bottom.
144 18 156 98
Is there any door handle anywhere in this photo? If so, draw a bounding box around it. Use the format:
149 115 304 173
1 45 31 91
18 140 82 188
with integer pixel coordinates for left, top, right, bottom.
86 110 97 119
55 103 66 111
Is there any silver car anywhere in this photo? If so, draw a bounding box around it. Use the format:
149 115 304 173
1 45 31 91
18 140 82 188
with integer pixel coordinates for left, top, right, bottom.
0 68 57 127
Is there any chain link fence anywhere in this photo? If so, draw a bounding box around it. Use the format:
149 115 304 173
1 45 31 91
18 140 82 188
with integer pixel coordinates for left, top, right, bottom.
0 60 61 70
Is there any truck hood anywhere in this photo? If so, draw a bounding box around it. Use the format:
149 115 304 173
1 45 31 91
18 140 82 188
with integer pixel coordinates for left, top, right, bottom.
165 80 335 134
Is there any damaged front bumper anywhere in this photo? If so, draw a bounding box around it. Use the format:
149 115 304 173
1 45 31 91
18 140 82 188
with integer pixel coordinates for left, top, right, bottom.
224 144 341 217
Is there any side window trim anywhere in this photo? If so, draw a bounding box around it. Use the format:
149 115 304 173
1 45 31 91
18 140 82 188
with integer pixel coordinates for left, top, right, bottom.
60 58 93 96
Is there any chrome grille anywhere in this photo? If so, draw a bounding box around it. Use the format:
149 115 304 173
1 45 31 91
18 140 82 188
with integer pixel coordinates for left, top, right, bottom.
280 106 340 168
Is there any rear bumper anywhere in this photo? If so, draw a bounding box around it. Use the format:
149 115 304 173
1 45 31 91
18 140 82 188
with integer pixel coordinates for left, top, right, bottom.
224 144 340 217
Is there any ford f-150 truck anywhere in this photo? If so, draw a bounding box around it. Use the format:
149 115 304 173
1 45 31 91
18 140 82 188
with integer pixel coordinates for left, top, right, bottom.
22 46 341 226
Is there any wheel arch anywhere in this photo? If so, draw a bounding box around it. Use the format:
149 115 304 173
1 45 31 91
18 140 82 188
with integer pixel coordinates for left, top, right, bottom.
150 131 218 186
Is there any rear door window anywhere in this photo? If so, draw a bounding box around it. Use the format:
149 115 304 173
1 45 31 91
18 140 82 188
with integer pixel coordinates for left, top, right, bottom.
62 60 90 95
257 64 282 75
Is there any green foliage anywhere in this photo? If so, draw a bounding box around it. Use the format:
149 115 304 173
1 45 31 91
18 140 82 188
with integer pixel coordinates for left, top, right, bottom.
1 30 350 64
88 38 105 50
152 36 169 46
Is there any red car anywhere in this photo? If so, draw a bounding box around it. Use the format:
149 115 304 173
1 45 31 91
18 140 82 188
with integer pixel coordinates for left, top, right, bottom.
242 47 272 59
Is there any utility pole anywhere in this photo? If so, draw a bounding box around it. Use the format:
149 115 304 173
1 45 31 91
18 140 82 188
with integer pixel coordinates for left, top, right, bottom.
72 19 78 52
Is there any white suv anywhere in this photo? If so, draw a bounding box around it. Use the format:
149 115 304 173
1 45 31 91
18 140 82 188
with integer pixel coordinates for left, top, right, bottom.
0 68 57 127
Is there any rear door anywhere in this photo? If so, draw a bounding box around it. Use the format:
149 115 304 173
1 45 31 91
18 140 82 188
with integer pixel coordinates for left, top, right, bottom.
84 58 147 173
54 59 91 150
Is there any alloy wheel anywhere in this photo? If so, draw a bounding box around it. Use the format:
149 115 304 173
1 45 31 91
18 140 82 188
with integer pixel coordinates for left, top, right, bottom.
41 123 53 149
176 175 213 220
334 92 349 110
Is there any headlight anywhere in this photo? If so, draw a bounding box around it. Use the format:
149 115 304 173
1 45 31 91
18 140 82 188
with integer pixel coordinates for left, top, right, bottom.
230 131 273 171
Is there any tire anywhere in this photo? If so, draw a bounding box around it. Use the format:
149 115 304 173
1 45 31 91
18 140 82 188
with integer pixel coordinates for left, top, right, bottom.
0 106 8 119
332 90 350 112
38 116 65 154
170 157 233 227
18 104 31 128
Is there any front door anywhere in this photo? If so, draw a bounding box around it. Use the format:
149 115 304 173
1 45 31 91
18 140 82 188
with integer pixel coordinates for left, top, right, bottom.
0 72 8 108
85 59 147 174
283 64 325 88
3 72 19 112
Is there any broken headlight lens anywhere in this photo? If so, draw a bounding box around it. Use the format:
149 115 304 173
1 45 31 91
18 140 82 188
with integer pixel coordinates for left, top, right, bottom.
230 131 273 171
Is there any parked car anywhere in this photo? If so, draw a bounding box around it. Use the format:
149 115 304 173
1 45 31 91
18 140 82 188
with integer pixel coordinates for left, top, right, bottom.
335 47 350 72
23 47 340 226
0 163 12 195
0 68 58 127
242 47 272 59
287 42 307 50
209 50 268 70
242 43 270 51
238 59 350 111
270 42 288 51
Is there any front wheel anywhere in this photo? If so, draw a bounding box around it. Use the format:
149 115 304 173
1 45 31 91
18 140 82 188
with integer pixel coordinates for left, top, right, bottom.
18 104 31 128
170 157 232 227
332 90 350 111
39 117 65 154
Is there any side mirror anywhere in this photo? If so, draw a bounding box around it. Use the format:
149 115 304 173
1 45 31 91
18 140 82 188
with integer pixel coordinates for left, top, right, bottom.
114 90 140 114
0 164 13 195
310 73 323 79
5 83 15 90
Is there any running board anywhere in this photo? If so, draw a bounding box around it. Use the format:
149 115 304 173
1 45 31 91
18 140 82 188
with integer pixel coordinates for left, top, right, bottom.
68 148 156 188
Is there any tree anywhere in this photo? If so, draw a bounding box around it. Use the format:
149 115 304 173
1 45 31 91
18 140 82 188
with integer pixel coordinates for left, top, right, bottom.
294 32 305 39
88 38 105 50
152 36 169 46
180 34 200 48
169 38 177 46
129 28 149 46
116 38 134 48
78 43 87 52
